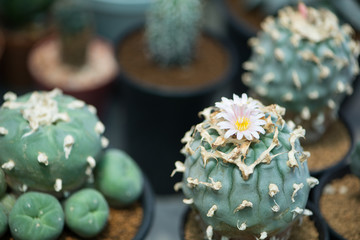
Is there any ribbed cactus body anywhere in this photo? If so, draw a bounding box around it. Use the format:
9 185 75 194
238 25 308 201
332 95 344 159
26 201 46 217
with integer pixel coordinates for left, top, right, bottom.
178 99 317 239
145 0 203 66
0 89 107 196
242 6 359 140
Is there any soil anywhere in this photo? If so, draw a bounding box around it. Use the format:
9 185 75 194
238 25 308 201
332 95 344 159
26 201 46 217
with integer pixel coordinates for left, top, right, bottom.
28 36 118 92
303 120 351 172
5 202 143 240
184 209 319 240
117 29 229 92
320 173 360 240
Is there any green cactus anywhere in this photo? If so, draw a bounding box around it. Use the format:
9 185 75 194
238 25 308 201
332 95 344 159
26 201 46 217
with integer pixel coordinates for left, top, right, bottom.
173 94 318 239
0 193 17 216
0 0 55 29
95 149 143 207
0 89 108 196
54 0 93 67
0 207 6 238
145 0 203 66
9 192 64 240
0 169 6 199
64 188 109 238
242 5 360 141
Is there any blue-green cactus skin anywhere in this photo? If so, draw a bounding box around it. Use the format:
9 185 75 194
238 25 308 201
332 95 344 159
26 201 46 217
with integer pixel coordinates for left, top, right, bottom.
179 105 316 239
95 149 143 207
9 192 64 240
145 0 203 66
242 6 359 140
0 90 106 195
0 207 7 238
0 193 16 216
64 188 109 238
0 169 6 199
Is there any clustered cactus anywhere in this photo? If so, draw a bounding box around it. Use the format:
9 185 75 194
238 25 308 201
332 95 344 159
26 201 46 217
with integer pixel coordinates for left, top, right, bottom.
145 0 203 66
0 89 143 239
242 4 360 141
173 93 318 240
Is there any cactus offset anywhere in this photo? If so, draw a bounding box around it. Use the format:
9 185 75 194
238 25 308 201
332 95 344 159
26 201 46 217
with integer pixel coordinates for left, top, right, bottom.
0 89 107 196
242 5 360 141
173 93 318 239
145 0 203 66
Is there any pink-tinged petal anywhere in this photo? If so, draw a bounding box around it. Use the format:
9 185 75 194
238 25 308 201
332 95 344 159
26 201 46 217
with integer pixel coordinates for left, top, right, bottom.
218 121 233 129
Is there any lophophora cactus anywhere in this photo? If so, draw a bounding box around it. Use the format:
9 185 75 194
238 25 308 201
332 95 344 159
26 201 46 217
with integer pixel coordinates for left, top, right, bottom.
0 89 108 196
145 0 203 66
172 93 318 240
242 4 360 141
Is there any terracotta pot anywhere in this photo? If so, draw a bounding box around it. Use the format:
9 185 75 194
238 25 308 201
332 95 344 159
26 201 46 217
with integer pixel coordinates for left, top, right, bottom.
180 201 329 240
312 165 359 240
28 35 119 118
116 25 239 195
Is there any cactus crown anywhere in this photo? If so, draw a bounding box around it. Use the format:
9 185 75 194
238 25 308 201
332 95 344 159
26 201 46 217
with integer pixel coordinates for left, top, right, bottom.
242 4 359 139
174 94 318 239
145 0 203 66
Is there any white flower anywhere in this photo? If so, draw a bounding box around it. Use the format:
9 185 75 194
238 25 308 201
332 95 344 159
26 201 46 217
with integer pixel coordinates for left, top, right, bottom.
215 93 266 141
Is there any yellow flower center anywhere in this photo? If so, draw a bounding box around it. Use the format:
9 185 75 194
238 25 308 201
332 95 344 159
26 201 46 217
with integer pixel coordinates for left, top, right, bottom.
235 117 250 131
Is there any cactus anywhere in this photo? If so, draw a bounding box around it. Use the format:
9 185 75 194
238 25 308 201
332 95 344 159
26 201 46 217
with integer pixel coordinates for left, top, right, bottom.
0 207 6 238
9 192 64 240
0 193 16 216
242 4 360 141
95 149 143 207
53 0 93 67
172 93 318 239
145 0 203 66
0 0 55 28
0 89 108 196
64 188 109 238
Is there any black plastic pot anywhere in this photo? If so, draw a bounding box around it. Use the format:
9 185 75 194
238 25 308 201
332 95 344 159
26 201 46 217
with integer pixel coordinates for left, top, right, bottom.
312 165 352 240
133 173 155 240
180 201 329 240
308 112 355 179
116 25 239 195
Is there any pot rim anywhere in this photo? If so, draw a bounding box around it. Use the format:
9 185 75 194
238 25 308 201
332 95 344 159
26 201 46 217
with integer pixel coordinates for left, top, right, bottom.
115 23 240 99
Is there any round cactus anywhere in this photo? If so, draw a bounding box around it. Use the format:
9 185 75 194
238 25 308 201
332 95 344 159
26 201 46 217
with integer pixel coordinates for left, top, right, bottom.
95 149 143 207
0 89 108 196
0 207 7 238
0 193 16 216
64 188 109 238
9 192 64 240
173 93 318 239
145 0 203 66
242 4 360 141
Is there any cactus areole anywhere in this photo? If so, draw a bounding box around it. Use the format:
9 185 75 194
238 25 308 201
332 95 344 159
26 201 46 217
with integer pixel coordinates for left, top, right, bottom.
0 89 107 196
173 93 318 240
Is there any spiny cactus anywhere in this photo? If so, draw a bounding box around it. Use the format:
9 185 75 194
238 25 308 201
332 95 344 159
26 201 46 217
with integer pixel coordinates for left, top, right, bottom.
95 149 143 207
172 93 318 240
64 188 109 238
9 192 64 240
145 0 203 66
242 4 360 141
0 89 109 196
54 0 93 67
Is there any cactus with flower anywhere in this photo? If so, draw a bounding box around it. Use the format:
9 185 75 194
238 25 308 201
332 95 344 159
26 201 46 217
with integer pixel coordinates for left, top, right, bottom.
242 3 360 141
172 93 318 240
145 0 203 66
